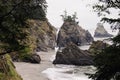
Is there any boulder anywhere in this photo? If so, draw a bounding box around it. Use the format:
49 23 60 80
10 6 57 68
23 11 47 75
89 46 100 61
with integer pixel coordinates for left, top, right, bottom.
29 54 41 63
89 40 109 55
22 53 41 63
53 42 93 65
94 23 113 37
57 21 93 47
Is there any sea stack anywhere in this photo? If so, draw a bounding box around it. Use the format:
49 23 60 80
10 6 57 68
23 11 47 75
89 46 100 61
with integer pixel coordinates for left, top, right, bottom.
57 21 93 47
94 23 113 37
53 42 93 65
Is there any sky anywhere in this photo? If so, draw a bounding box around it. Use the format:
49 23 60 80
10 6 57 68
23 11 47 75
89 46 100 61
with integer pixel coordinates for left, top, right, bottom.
46 0 117 35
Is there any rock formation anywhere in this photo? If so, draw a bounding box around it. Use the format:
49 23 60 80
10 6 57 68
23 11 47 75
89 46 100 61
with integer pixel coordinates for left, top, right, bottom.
94 23 113 37
53 42 93 65
89 40 109 55
57 21 93 47
27 20 56 52
9 20 56 62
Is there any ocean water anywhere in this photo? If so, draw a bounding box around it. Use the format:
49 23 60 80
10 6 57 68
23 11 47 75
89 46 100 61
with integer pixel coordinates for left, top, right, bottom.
42 65 95 80
42 45 96 80
42 36 115 80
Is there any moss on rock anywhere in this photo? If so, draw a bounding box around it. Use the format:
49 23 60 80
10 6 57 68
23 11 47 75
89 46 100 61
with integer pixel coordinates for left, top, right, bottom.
0 54 22 80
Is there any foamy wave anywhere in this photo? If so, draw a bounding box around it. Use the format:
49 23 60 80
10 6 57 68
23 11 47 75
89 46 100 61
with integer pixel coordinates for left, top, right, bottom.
42 65 93 80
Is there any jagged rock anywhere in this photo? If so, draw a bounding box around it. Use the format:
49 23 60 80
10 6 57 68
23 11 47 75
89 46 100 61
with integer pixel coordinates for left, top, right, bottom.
53 42 93 65
94 23 113 37
57 21 93 47
89 40 109 55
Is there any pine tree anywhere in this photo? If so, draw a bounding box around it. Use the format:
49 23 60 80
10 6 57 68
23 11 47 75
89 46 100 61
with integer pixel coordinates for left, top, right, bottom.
89 0 120 80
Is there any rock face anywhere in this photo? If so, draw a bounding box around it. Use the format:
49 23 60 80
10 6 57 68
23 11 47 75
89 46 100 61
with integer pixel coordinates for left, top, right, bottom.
53 43 93 65
0 54 22 80
89 40 109 55
27 20 56 52
94 23 113 37
57 21 93 47
10 20 56 62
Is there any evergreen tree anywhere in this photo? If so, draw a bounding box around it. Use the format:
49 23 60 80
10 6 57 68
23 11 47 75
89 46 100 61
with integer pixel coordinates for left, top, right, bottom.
89 0 120 80
60 11 78 23
0 0 47 55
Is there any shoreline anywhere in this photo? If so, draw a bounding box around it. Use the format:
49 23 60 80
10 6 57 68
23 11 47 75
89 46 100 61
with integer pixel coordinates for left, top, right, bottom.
14 50 55 80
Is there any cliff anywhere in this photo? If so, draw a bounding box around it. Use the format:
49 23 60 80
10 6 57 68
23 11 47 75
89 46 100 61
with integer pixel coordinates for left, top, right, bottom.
9 19 56 62
27 19 56 52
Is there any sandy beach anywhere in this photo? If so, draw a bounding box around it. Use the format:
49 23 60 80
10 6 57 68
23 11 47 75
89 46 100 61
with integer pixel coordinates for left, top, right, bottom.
14 50 55 80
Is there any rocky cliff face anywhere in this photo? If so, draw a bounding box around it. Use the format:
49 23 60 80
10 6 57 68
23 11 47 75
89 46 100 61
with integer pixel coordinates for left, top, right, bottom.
9 19 56 62
53 42 93 65
0 55 22 80
27 19 56 52
57 21 93 47
94 23 113 37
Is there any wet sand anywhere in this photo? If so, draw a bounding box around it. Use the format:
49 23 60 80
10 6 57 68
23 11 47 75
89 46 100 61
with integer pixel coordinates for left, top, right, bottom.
14 50 55 80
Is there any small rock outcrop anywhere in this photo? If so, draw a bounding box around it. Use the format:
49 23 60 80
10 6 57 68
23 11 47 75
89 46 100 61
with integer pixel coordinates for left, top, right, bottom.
89 40 109 55
57 21 94 47
94 23 113 37
29 54 41 63
11 52 41 63
53 42 93 65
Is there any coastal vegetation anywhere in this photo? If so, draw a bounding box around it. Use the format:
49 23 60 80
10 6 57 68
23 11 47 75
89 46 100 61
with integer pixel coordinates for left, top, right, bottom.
0 0 48 79
89 0 120 80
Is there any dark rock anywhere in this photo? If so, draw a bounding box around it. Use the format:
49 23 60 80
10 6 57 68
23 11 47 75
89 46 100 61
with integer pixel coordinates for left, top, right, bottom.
94 23 113 37
53 42 93 65
30 54 41 63
12 53 41 64
89 40 109 55
57 21 93 47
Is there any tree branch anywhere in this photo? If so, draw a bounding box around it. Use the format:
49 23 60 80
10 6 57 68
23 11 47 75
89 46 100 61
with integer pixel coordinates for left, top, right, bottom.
0 1 23 19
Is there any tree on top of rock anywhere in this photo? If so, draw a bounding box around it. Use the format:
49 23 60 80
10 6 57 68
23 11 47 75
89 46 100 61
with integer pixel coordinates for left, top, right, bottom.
60 10 78 23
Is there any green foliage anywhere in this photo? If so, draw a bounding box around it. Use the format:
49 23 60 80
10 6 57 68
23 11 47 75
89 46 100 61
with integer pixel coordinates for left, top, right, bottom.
0 54 22 80
61 10 78 23
93 0 120 30
90 0 120 80
0 0 47 54
18 46 32 61
90 35 120 80
89 41 109 55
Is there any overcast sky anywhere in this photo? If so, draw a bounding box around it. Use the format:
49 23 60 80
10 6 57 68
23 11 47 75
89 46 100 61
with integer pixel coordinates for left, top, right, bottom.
46 0 117 35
